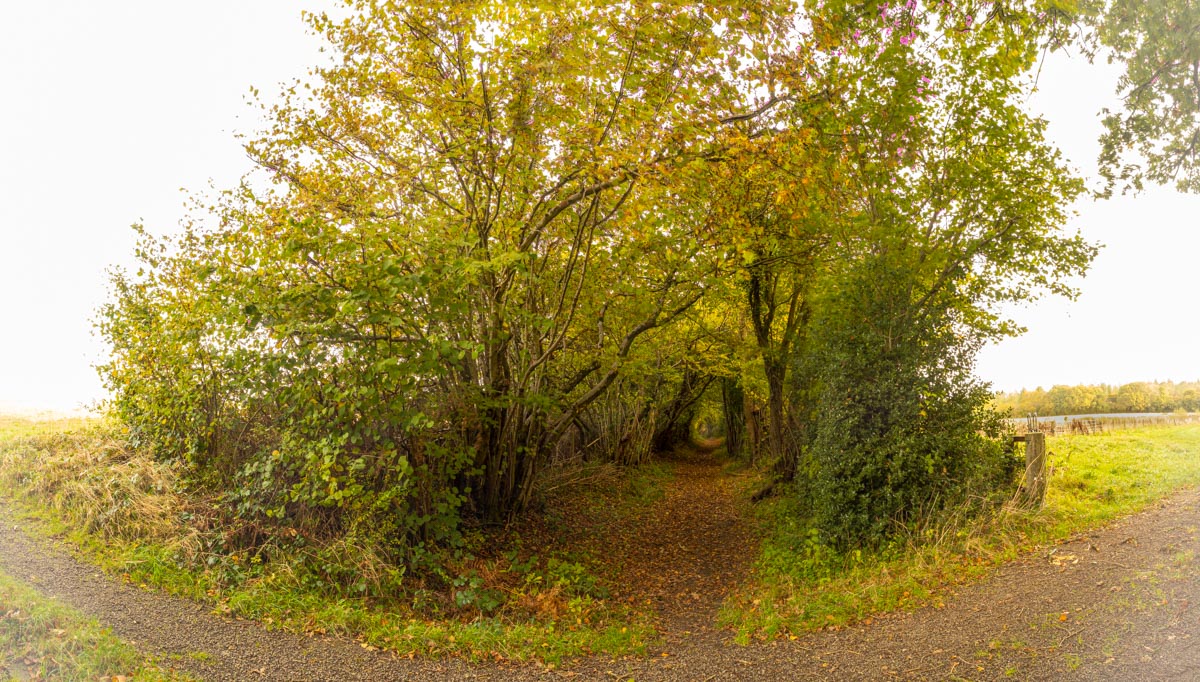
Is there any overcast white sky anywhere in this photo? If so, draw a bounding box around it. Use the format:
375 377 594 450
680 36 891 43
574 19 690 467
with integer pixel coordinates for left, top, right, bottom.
977 54 1200 393
1 3 1198 413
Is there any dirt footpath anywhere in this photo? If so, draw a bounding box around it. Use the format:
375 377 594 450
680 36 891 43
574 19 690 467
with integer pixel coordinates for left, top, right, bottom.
3 478 1200 679
575 488 1200 681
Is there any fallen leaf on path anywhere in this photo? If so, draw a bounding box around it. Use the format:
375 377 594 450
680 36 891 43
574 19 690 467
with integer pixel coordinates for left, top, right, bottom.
1050 554 1078 566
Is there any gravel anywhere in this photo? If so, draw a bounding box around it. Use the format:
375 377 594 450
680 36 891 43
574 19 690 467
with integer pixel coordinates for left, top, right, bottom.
4 485 1200 680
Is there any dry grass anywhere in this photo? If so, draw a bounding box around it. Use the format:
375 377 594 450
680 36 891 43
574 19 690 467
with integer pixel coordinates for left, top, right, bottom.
0 419 198 552
0 415 658 662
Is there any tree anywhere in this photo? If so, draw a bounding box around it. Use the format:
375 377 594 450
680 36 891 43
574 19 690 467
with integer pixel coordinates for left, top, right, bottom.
703 130 837 481
1114 381 1155 412
1076 0 1200 193
246 0 767 519
772 0 1094 543
801 249 1015 546
100 0 1099 566
101 0 803 552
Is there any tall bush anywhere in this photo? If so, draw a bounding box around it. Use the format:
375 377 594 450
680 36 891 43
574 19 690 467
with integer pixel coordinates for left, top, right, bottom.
798 255 1015 548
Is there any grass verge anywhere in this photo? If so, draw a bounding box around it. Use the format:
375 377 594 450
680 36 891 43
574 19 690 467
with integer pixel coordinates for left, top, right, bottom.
0 567 192 681
722 425 1200 640
0 416 662 664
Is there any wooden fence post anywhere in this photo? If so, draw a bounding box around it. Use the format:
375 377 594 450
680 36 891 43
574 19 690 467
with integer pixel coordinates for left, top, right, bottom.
1023 432 1047 508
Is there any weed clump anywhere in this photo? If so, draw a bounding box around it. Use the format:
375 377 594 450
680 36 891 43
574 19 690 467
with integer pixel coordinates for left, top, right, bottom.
0 422 191 545
0 420 658 662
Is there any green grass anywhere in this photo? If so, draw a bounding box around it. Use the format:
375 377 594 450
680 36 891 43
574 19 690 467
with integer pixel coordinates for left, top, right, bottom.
0 415 93 442
722 425 1200 640
77 537 655 664
0 567 192 681
26 415 1192 660
0 419 660 664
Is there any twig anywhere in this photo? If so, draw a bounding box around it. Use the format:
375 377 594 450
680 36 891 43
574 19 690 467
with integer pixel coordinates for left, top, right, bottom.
1056 627 1086 649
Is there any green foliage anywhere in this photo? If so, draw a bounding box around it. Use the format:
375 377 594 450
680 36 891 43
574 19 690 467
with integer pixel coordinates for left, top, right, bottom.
996 380 1200 416
754 0 1093 545
97 0 1100 599
1072 0 1200 193
97 0 799 565
796 253 1019 548
726 424 1200 639
691 0 1095 486
538 557 609 600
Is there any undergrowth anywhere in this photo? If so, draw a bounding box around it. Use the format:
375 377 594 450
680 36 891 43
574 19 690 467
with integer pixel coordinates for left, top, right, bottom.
0 417 663 663
722 425 1200 640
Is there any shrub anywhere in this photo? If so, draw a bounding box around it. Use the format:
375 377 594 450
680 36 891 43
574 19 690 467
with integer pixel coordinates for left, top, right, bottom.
794 254 1018 548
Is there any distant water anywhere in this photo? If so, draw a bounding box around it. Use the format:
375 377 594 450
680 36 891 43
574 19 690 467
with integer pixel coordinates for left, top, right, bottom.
1020 412 1175 425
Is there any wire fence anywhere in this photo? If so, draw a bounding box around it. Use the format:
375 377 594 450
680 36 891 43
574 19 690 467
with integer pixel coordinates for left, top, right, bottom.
1018 413 1200 436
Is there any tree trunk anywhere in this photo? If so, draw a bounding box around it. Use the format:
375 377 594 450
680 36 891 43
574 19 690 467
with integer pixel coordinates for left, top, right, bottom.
652 406 696 452
763 356 795 481
650 368 711 452
477 417 505 521
745 404 761 466
722 377 746 460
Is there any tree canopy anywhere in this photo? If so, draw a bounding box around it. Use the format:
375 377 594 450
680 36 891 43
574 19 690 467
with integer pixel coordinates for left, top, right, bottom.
100 0 1102 563
1079 0 1200 194
996 380 1200 416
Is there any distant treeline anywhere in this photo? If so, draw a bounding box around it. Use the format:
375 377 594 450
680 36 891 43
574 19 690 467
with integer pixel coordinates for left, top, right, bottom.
994 381 1200 417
